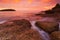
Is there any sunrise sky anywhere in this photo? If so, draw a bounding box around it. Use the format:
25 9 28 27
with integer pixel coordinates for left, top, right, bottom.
0 0 60 12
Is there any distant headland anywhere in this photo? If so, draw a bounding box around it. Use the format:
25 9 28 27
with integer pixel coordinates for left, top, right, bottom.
45 4 60 14
0 9 16 11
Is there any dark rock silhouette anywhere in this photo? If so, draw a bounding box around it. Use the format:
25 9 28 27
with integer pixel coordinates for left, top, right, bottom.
45 10 55 14
52 4 60 10
0 9 16 11
45 4 60 14
35 4 60 16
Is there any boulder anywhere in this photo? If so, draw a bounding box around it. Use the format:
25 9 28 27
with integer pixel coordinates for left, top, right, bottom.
35 21 59 34
12 19 32 28
50 31 60 40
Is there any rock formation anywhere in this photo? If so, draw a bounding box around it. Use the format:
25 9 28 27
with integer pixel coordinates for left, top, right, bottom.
45 4 60 14
35 21 59 34
0 19 43 40
50 31 60 40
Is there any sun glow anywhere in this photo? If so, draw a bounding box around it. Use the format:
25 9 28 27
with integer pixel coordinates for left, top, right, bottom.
28 0 33 3
0 0 20 3
14 0 20 3
41 0 51 3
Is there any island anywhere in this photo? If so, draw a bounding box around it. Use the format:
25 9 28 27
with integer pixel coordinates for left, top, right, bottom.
0 9 16 11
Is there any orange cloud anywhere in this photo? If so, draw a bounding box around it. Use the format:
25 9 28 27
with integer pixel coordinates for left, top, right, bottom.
28 0 33 3
0 0 20 3
14 0 20 3
41 0 51 3
0 0 8 3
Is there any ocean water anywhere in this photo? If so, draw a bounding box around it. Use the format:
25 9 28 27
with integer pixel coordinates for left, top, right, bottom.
0 11 40 17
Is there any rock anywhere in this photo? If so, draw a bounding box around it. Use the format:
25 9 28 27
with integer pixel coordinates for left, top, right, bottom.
17 29 43 40
0 19 32 35
35 21 59 34
45 4 60 14
0 19 43 40
50 31 60 40
12 19 32 28
0 19 31 30
52 4 60 10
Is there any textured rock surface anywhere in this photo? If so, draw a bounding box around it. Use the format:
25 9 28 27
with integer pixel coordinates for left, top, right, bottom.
50 31 60 40
17 29 43 40
9 19 32 27
0 19 43 40
35 21 59 33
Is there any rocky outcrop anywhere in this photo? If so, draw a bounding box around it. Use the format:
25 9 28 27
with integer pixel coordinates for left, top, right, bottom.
35 21 59 34
52 4 60 10
45 4 60 14
11 19 31 27
50 31 60 40
0 19 43 40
